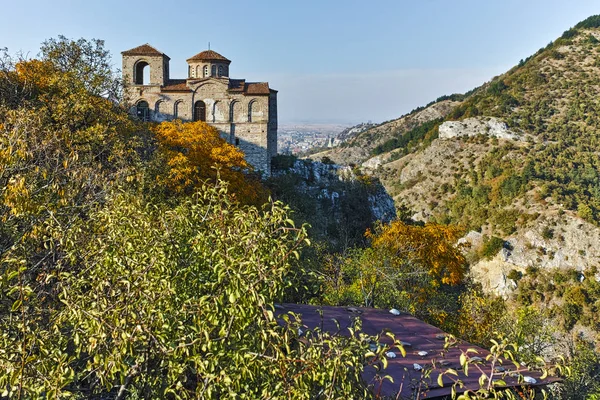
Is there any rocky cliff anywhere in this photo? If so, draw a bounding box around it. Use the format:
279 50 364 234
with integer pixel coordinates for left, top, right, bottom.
268 158 396 249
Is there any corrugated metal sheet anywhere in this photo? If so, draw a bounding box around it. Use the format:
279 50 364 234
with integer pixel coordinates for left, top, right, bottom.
277 304 559 399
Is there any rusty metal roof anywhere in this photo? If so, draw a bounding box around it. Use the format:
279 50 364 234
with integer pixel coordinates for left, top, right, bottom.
277 304 559 399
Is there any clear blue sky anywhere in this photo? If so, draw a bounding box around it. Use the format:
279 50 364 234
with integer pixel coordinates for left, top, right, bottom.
1 0 599 124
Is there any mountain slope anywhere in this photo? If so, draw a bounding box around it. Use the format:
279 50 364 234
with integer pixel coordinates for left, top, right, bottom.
309 99 460 165
331 15 600 288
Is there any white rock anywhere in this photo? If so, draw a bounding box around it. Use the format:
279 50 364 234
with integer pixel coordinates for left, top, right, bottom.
413 363 423 371
417 351 428 357
389 308 401 316
523 376 537 384
439 117 522 141
385 351 397 358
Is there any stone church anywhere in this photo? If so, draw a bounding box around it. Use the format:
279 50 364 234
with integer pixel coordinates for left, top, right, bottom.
121 44 278 175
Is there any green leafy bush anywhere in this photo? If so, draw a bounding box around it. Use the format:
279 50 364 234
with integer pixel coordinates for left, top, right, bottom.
480 236 506 260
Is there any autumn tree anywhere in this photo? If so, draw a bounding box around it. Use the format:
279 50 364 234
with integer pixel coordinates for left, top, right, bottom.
322 221 467 325
368 221 466 285
152 119 267 205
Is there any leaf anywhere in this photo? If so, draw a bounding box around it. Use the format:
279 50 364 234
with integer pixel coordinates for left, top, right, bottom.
11 299 22 312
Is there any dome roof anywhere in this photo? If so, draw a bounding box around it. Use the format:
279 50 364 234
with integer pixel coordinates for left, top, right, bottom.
186 50 230 63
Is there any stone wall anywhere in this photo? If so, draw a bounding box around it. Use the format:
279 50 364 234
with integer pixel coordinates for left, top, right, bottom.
122 54 169 87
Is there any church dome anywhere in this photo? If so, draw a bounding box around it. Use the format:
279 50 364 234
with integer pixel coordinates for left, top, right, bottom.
186 50 231 63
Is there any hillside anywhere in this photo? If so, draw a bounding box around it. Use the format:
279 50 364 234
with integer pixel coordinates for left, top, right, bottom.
309 99 460 165
329 16 600 289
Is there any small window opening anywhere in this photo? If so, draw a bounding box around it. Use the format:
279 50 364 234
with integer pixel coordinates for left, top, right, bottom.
229 101 236 122
212 101 219 123
248 101 254 122
135 61 150 85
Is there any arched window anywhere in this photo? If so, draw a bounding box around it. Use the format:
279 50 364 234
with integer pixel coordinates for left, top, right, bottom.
248 101 254 122
174 100 182 119
196 66 200 78
136 100 149 121
194 100 206 122
229 101 237 122
211 65 216 77
218 65 223 77
155 100 163 114
204 65 209 77
135 61 150 85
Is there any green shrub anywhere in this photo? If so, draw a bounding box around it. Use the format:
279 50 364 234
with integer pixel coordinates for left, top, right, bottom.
507 269 523 282
480 236 506 260
271 154 298 170
542 226 554 239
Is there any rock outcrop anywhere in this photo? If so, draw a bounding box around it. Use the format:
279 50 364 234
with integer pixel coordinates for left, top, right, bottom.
272 160 397 224
439 117 523 141
468 212 600 296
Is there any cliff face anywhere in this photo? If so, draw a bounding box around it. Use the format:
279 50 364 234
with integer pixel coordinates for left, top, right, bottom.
274 160 396 223
268 159 396 249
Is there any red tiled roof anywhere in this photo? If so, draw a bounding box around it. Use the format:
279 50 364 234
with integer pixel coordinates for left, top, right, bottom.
122 44 167 58
162 79 190 92
277 304 560 399
228 79 246 91
187 50 231 63
226 80 271 95
245 82 270 95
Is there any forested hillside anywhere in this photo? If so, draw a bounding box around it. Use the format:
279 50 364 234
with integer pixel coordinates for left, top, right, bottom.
332 16 600 282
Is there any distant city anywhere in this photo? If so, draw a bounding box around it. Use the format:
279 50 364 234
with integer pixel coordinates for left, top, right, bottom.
278 122 375 155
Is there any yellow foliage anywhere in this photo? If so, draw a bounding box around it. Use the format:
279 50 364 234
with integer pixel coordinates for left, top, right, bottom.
2 175 34 217
15 59 56 91
454 289 507 346
152 120 267 205
367 221 466 286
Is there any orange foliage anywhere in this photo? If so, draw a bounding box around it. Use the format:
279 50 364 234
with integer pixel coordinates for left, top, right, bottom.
367 221 466 286
15 59 56 91
152 120 267 205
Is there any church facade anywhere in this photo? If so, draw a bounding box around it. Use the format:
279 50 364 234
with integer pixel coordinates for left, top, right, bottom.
121 44 278 175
